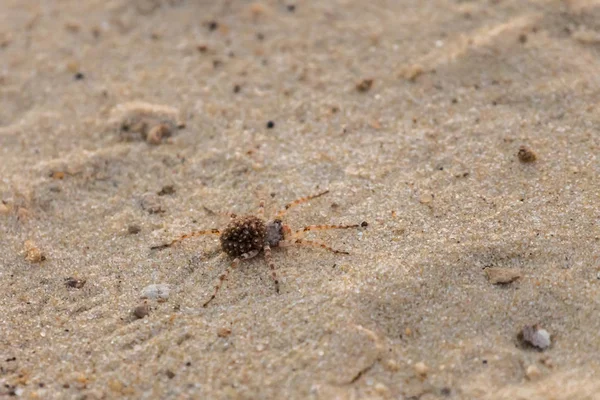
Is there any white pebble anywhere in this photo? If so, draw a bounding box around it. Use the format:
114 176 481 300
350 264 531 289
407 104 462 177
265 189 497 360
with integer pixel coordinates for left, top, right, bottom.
521 325 551 350
141 284 171 300
414 361 429 377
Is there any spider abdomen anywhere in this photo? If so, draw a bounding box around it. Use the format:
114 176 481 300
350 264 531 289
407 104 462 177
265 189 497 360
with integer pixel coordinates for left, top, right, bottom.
220 216 267 257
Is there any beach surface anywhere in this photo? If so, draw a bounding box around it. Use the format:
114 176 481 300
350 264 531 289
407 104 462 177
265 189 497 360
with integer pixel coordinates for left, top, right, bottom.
1 0 600 398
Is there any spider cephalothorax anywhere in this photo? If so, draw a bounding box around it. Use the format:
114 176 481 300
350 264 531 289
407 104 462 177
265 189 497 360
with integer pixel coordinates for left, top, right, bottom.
152 190 362 306
265 218 286 247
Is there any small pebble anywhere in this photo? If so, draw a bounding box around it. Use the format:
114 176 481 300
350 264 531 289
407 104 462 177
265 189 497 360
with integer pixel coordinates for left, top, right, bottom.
65 277 86 289
518 145 537 163
128 224 141 234
485 267 522 284
361 221 368 227
419 193 433 204
157 185 176 196
0 203 9 215
356 78 373 92
207 21 219 31
520 325 551 350
24 240 46 263
266 120 275 129
147 124 173 145
374 382 390 396
141 284 171 301
385 359 400 372
414 361 429 377
51 171 65 180
132 303 150 319
217 327 232 338
74 72 85 80
525 364 541 380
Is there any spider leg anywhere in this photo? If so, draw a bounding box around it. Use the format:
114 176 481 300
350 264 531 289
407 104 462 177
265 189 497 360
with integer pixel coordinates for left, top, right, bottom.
275 190 329 218
151 229 221 250
293 224 360 238
263 244 279 293
202 250 259 307
257 200 266 219
203 206 237 220
279 238 349 255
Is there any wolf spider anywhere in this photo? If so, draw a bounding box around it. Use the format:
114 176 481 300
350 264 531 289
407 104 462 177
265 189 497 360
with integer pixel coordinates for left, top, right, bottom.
151 190 362 307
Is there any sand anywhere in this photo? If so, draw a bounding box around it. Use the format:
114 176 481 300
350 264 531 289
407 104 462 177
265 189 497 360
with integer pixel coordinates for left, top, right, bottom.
1 0 600 399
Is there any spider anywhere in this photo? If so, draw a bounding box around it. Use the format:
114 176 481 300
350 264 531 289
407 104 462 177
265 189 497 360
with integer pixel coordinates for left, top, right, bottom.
151 190 363 307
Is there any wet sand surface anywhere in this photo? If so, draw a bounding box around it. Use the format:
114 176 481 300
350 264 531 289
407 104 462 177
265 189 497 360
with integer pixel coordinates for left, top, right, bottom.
1 1 600 399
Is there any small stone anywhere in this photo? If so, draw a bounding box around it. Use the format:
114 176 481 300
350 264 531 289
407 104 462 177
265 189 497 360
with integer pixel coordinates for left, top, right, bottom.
385 359 400 372
128 224 141 234
525 365 541 380
356 78 373 92
485 267 522 284
146 123 173 145
165 370 175 379
217 327 232 338
157 185 176 196
419 193 433 204
24 240 46 263
520 325 551 350
518 33 528 44
0 203 9 215
361 221 369 227
374 382 390 396
518 145 537 163
132 303 150 319
207 20 219 31
141 284 171 301
65 277 86 289
414 361 429 377
51 171 65 180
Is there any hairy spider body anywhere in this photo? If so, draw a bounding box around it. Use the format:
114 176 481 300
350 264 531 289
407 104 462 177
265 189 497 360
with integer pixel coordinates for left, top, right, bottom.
220 216 268 257
152 190 362 306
